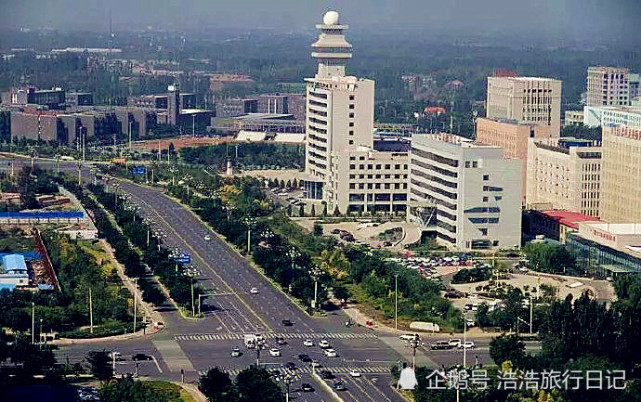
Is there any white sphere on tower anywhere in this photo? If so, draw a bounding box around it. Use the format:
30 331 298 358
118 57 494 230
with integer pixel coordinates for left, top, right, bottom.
323 10 340 25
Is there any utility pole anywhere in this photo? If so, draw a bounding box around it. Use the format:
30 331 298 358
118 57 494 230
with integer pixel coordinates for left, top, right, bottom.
395 274 399 330
31 302 35 344
190 275 195 317
133 278 138 333
530 295 533 334
89 288 94 334
192 114 195 138
463 320 467 368
129 121 133 153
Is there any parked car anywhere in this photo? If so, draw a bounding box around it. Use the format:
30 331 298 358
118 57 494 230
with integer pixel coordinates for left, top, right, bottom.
204 235 212 241
250 287 259 294
448 339 462 348
320 370 334 379
331 229 341 234
276 337 287 345
303 339 314 347
269 348 281 357
298 354 312 362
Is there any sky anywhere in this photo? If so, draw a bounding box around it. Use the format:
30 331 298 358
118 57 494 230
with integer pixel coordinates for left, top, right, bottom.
1 0 640 41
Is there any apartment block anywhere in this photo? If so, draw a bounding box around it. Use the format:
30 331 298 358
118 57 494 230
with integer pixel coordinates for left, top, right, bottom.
486 76 562 135
600 125 641 222
526 138 602 218
586 66 630 107
408 133 522 250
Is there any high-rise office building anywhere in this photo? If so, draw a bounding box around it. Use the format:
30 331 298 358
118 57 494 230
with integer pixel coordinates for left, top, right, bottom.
486 76 562 135
600 125 641 222
586 66 630 107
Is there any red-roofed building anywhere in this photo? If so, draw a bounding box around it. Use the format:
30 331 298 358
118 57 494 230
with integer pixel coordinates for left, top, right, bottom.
527 209 601 243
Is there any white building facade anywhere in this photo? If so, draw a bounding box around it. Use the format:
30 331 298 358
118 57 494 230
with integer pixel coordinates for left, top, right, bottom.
408 133 522 250
583 105 641 129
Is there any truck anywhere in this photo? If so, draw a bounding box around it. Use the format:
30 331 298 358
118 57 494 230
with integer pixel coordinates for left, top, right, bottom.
244 334 264 349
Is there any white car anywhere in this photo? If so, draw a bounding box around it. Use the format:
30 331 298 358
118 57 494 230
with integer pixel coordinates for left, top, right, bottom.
303 339 314 347
399 334 419 341
324 348 337 357
448 338 462 348
350 369 361 377
231 347 241 357
269 348 281 357
250 287 259 294
458 341 475 350
204 235 212 241
319 340 330 349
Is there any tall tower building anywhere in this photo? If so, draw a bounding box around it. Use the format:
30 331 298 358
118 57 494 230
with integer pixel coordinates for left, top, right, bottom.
486 76 562 135
586 67 630 107
304 11 375 200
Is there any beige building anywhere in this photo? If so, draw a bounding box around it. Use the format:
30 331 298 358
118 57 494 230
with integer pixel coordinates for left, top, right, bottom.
486 76 562 135
476 117 556 202
526 138 602 218
600 125 641 222
586 66 630 107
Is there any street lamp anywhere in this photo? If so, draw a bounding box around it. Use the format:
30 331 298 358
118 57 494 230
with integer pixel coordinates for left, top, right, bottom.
244 217 255 254
395 273 399 330
184 268 200 317
408 336 419 370
276 372 294 402
310 265 321 312
254 336 266 366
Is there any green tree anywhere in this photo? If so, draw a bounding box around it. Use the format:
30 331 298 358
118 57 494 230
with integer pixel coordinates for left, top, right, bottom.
199 367 238 402
86 350 113 381
100 377 169 402
322 203 328 217
235 366 284 402
332 206 340 216
313 222 323 236
299 204 305 217
310 204 316 217
489 334 526 367
314 248 350 280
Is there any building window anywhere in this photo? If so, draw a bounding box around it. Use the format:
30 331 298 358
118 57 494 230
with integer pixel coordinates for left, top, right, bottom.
403 164 408 169
375 183 381 189
359 164 364 169
385 164 391 169
465 161 470 168
492 240 499 247
384 174 390 179
349 104 354 109
483 174 489 181
349 183 355 189
349 122 354 127
403 183 407 189
395 164 400 169
349 113 354 118
367 183 373 189
349 130 354 135
483 196 489 202
359 174 364 179
349 140 354 145
358 183 364 189
472 161 478 168
375 174 381 179
349 174 355 179
394 183 400 189
350 164 355 169
359 156 365 160
349 95 355 100
368 164 373 169
367 174 373 179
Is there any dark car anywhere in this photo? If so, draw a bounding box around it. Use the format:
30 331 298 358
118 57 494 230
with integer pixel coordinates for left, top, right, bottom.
431 341 452 350
333 382 347 391
284 362 297 370
331 229 341 234
298 354 312 362
282 319 293 326
132 353 152 361
320 370 334 379
276 337 287 345
301 383 314 392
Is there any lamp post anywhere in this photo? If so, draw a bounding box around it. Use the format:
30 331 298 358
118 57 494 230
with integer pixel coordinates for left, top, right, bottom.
133 277 138 333
395 273 399 331
184 268 200 317
310 265 321 312
31 302 35 344
276 372 293 402
409 336 419 370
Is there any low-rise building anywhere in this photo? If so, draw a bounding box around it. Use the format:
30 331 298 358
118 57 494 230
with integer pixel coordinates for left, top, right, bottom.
583 105 641 128
525 209 599 243
0 254 29 288
567 222 641 278
564 110 584 127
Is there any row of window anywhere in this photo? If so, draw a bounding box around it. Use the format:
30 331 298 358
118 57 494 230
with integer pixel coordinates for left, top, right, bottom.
349 182 408 190
412 147 459 168
411 158 458 178
348 193 408 202
410 178 457 200
410 168 457 189
348 173 408 180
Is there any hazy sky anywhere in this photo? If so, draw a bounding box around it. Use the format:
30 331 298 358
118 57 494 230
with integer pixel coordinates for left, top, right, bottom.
2 0 640 39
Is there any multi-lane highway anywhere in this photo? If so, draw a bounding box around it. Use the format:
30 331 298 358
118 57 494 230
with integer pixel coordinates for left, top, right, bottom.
0 156 507 401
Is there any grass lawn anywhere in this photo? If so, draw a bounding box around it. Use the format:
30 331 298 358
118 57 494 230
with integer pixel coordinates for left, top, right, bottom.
144 381 197 402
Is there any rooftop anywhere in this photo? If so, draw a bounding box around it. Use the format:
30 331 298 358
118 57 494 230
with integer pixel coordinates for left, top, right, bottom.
540 210 600 230
586 222 641 235
2 254 27 273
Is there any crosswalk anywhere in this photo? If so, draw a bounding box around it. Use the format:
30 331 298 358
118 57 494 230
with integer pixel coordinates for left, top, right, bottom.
199 365 390 377
175 332 379 342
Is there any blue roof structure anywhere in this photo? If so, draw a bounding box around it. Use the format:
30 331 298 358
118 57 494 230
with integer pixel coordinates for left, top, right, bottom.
2 254 27 273
0 283 16 291
0 211 84 219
